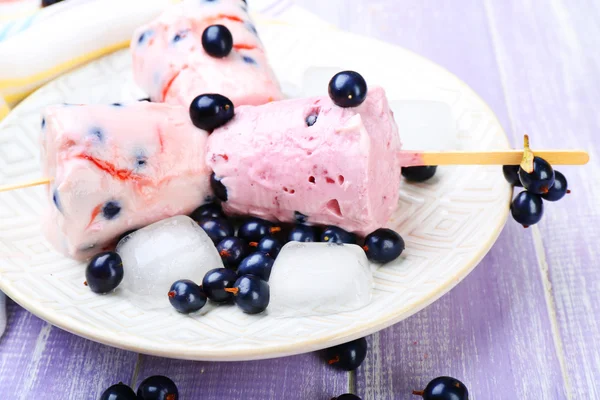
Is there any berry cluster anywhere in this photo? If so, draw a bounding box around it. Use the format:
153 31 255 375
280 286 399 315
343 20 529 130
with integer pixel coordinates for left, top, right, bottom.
503 156 569 227
100 375 178 400
167 202 406 314
82 201 406 311
332 376 469 400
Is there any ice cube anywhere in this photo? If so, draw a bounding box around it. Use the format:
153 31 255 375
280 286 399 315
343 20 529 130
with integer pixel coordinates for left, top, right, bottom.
116 215 223 305
269 242 373 317
301 67 343 97
390 100 458 151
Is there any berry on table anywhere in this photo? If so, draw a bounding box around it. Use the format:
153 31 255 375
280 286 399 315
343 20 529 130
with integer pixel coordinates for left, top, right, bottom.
321 226 357 244
542 170 569 201
363 228 405 263
238 217 281 242
189 94 234 131
190 203 225 220
168 280 207 314
502 165 523 187
413 376 469 400
324 337 368 371
197 216 234 245
100 383 137 400
237 252 275 281
85 252 124 294
202 268 238 303
288 224 318 242
217 237 248 268
328 71 368 108
225 275 270 314
518 156 555 194
402 166 438 182
202 24 233 58
137 375 179 400
332 395 362 400
511 190 544 227
250 236 282 258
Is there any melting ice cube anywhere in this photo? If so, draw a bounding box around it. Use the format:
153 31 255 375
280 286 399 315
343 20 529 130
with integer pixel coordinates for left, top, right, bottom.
390 100 458 151
116 215 223 305
269 242 373 317
301 67 343 97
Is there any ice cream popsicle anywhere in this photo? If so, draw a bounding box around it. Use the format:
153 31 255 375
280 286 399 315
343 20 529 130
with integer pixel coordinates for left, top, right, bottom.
39 84 401 259
131 0 283 107
33 71 590 261
41 102 212 260
207 86 402 236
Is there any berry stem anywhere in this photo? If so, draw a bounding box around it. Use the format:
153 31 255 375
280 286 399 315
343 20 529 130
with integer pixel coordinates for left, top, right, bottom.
220 249 231 257
224 287 239 295
520 134 535 173
412 390 425 396
270 226 282 234
328 355 340 365
249 242 258 247
168 291 176 298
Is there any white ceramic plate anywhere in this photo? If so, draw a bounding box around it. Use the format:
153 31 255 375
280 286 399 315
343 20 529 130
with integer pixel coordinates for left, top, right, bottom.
0 23 511 361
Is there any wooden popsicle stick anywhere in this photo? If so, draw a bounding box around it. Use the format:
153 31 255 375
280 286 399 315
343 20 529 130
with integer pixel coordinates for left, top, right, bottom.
0 178 51 193
411 149 590 167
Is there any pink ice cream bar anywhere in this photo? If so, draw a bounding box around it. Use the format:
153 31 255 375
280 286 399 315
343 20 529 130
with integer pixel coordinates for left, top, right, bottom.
131 0 283 107
41 102 212 260
207 87 402 235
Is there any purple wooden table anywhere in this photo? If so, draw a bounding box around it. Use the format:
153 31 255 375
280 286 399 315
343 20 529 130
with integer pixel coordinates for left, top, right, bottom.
1 0 598 398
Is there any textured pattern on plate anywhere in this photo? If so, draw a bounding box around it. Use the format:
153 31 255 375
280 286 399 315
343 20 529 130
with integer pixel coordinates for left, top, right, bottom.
0 25 511 361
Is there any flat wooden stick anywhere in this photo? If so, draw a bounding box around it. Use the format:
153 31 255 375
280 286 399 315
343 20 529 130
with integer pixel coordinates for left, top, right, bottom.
0 178 51 193
405 149 590 167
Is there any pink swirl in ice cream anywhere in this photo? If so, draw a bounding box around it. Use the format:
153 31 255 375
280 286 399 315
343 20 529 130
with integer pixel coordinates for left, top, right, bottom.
131 0 283 107
41 102 211 260
207 87 402 235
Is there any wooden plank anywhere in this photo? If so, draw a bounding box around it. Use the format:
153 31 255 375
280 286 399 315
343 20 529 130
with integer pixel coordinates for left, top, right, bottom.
0 299 46 395
358 227 567 399
134 354 350 399
291 0 570 398
0 301 137 399
482 0 600 397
